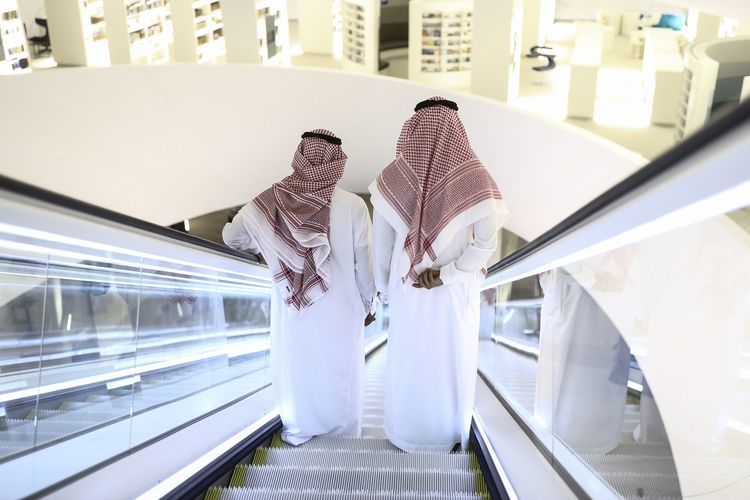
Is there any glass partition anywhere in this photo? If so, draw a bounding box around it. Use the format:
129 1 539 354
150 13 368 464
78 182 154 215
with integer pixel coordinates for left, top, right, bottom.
0 196 273 471
479 202 750 498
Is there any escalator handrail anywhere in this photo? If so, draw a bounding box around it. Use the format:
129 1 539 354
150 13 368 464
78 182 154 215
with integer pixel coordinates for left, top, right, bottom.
0 173 262 266
487 98 750 276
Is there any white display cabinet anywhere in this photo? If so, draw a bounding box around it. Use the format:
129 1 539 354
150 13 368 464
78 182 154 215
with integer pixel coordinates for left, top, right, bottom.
0 0 30 74
44 0 110 66
172 0 225 63
103 0 170 65
332 0 342 58
341 0 378 73
256 0 290 65
409 0 473 87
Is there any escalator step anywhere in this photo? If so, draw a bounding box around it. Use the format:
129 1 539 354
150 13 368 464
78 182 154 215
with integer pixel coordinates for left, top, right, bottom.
362 426 386 439
4 418 99 434
609 442 673 456
597 470 681 498
233 464 488 493
581 454 678 475
270 434 400 452
252 448 478 470
206 486 488 499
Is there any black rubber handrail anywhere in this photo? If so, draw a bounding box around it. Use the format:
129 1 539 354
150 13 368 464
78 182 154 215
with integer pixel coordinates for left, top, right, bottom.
0 174 262 267
487 97 750 276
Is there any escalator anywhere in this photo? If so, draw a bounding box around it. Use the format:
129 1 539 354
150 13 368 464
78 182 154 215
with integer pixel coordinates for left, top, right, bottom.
205 350 492 500
0 97 749 499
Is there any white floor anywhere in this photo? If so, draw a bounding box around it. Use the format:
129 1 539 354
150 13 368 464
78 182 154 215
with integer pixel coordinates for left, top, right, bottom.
517 22 677 160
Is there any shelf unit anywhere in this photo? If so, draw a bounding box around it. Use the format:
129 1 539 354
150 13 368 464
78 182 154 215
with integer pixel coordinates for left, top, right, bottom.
255 0 289 66
409 0 473 87
332 0 342 59
341 0 378 73
103 0 171 65
172 0 226 63
0 0 30 74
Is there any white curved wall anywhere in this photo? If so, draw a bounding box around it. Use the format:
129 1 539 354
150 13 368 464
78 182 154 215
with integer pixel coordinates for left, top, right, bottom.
0 65 643 242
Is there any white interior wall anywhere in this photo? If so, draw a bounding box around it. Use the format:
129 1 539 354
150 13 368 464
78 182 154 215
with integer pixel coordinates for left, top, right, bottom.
0 65 643 242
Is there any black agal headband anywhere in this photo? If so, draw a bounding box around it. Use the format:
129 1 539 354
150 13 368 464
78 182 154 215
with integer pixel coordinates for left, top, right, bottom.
301 131 342 145
414 99 459 112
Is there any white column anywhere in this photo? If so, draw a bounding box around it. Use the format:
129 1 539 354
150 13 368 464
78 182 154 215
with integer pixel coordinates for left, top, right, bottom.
44 0 90 66
695 12 721 42
521 0 554 53
471 0 523 102
298 0 334 55
222 0 261 63
170 0 197 63
102 0 130 64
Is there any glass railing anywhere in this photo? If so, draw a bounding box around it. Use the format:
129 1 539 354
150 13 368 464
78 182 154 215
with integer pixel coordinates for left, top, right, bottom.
478 100 750 498
0 179 275 495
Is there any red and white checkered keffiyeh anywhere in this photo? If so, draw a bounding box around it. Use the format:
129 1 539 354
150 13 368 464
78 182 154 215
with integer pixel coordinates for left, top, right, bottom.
251 129 346 310
369 97 503 282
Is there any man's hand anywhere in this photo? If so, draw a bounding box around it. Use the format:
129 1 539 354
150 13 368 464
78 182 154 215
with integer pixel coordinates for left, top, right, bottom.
364 312 376 327
412 269 443 289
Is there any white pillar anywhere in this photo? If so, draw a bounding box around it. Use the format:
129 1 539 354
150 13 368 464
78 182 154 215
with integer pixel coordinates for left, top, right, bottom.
102 0 131 64
521 0 554 53
521 0 540 52
695 12 721 42
222 0 261 63
298 0 334 55
44 0 90 66
471 0 523 102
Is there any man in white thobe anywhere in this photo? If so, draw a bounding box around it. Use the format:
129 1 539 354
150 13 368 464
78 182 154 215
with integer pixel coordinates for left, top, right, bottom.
223 129 376 445
534 268 630 454
370 98 509 452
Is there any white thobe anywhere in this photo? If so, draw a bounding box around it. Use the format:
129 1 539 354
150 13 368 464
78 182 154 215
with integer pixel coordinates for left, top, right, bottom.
223 187 375 445
533 268 630 455
373 203 507 452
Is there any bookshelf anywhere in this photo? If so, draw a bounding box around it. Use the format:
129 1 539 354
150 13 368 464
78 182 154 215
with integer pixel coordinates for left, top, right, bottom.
172 0 226 63
0 0 29 74
103 0 170 65
409 0 473 87
255 0 289 65
341 0 378 73
45 0 110 66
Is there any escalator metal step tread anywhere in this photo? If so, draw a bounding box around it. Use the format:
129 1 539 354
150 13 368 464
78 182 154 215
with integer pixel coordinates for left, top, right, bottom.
581 454 678 475
3 418 97 433
270 435 401 452
232 464 487 493
597 470 681 498
609 442 673 456
253 448 477 470
361 426 386 438
206 486 488 499
0 431 63 444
